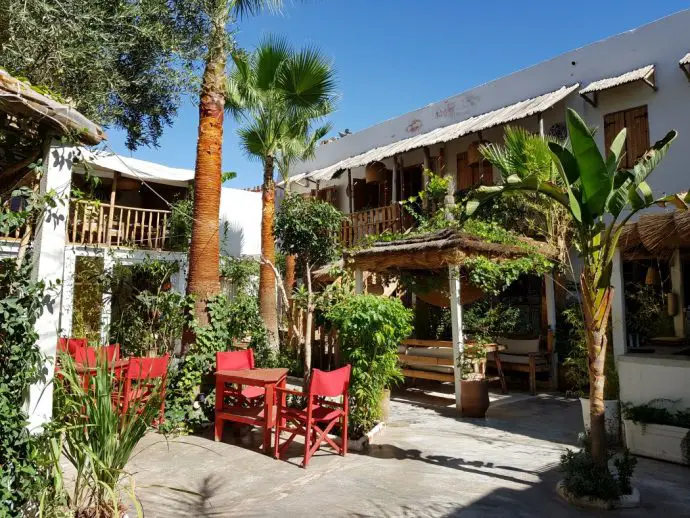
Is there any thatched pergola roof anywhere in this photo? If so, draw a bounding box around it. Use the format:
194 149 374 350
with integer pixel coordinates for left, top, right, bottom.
0 69 105 146
345 228 554 273
619 208 690 259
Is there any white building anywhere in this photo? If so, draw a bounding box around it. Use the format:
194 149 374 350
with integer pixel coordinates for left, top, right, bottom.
287 11 690 408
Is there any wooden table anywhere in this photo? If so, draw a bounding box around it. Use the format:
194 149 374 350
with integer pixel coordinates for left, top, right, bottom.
214 367 288 452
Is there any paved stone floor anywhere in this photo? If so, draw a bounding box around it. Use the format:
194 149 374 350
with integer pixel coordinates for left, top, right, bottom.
128 384 690 517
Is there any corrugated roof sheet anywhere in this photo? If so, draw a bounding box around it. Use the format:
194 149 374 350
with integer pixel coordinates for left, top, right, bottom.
680 53 690 66
579 64 654 94
291 84 579 184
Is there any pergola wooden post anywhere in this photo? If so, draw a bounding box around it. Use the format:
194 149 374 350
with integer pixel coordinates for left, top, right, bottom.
448 264 464 413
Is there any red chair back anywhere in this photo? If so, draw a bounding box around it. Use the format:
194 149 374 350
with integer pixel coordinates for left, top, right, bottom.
58 338 88 356
73 344 121 366
128 354 169 380
216 349 255 371
309 365 352 398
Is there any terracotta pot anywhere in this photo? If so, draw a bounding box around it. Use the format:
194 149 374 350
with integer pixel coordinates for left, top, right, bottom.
461 379 490 418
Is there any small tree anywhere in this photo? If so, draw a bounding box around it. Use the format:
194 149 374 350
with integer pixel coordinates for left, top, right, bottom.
274 194 341 372
468 108 688 464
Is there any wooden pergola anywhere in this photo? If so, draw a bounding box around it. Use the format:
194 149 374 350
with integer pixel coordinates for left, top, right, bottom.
345 228 557 413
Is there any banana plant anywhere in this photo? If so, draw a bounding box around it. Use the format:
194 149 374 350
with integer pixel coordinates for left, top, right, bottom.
467 108 688 464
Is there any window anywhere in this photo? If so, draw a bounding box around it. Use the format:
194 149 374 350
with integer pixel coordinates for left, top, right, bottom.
311 186 338 207
456 152 493 190
604 105 649 169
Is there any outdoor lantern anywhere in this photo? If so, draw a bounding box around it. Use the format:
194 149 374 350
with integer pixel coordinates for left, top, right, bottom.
365 161 387 183
467 140 490 165
644 265 659 285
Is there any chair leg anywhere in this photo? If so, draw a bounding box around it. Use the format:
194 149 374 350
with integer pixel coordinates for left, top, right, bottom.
215 418 224 442
303 424 311 468
273 417 281 459
341 415 348 456
529 357 537 396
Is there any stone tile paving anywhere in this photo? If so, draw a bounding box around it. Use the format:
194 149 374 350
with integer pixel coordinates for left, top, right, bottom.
130 389 690 517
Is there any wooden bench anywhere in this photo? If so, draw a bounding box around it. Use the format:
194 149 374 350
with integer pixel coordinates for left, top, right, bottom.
398 339 507 392
487 332 556 395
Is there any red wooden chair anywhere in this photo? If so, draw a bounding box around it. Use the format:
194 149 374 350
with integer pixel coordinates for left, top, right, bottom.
73 344 121 366
58 337 88 356
216 349 265 406
121 354 169 425
274 365 351 468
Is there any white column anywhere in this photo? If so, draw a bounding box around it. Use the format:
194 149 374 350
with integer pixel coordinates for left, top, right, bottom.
59 248 77 338
670 248 685 338
28 140 73 430
448 265 464 414
544 273 557 332
611 248 627 358
354 269 364 295
172 255 188 294
100 252 114 345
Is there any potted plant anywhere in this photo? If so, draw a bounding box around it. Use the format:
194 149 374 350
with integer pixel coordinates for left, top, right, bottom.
622 401 690 465
562 305 620 440
459 342 490 418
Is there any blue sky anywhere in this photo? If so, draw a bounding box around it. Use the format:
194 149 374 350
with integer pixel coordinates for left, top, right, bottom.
105 1 689 189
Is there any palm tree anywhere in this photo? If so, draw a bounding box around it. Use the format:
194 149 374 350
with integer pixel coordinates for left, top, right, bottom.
226 36 336 350
185 0 280 331
469 108 688 464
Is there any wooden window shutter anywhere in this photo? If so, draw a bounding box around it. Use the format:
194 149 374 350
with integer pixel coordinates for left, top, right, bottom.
456 152 472 190
604 105 648 169
352 179 367 212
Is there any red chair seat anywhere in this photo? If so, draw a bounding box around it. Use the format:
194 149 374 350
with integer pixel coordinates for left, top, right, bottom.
242 386 265 399
283 405 344 422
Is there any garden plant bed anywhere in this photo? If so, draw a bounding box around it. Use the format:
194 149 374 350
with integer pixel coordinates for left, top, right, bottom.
623 419 690 465
556 480 640 510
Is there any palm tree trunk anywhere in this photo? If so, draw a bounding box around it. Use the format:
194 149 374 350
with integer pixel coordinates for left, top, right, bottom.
285 254 296 297
303 262 313 376
185 18 225 337
581 273 614 465
259 156 280 350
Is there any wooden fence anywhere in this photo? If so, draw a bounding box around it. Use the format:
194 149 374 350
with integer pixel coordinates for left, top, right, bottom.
340 203 406 248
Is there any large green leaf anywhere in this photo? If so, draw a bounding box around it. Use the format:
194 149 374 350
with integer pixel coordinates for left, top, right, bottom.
566 108 612 216
605 128 627 175
629 130 678 185
548 141 579 186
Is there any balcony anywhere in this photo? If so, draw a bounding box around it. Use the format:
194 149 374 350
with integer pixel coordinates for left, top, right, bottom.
340 203 409 248
68 199 171 250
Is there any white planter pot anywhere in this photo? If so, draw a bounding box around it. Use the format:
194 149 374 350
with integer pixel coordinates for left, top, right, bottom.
623 419 689 465
580 398 620 439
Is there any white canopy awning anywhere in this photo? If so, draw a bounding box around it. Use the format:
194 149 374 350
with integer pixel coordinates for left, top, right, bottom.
290 83 579 185
579 64 656 96
78 149 194 187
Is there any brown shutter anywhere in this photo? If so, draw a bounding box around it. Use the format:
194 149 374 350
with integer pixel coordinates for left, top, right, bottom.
604 111 626 165
625 106 649 167
457 152 471 190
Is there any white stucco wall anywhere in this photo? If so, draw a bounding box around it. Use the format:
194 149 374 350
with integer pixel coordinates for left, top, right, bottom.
292 10 690 207
219 187 261 257
619 355 690 407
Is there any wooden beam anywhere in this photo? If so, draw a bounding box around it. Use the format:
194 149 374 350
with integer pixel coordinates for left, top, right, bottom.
107 172 119 247
680 63 690 83
347 168 354 213
401 368 454 383
580 92 598 108
448 264 463 414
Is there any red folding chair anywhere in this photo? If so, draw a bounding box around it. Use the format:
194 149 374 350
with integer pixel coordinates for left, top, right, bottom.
73 344 121 365
121 354 169 426
216 349 265 406
274 365 351 468
58 337 88 356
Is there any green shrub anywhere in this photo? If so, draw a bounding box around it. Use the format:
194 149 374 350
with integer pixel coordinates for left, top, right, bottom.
0 258 51 515
560 436 637 501
327 295 413 436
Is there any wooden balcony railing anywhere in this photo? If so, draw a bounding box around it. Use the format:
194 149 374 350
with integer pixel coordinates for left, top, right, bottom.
340 203 408 248
68 200 170 250
0 221 29 242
